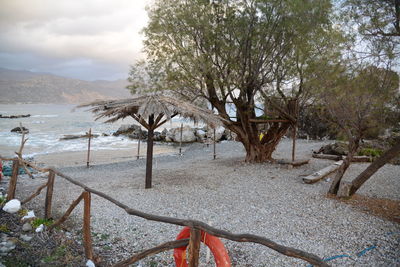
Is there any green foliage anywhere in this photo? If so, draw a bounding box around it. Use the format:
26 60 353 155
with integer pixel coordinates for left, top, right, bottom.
42 245 67 263
130 0 341 161
18 208 28 217
31 218 53 228
0 195 6 205
0 224 9 233
358 148 383 158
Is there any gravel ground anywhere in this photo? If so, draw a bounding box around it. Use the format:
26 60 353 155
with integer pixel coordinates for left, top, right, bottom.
8 139 400 266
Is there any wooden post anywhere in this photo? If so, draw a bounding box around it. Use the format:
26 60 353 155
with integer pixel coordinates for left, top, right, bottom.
44 170 55 219
179 123 183 156
292 125 297 162
6 159 19 201
213 128 216 160
83 191 94 260
87 128 92 168
206 125 209 147
188 228 201 267
137 134 141 160
145 115 155 189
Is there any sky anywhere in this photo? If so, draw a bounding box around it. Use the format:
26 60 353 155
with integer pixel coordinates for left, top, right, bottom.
0 0 151 81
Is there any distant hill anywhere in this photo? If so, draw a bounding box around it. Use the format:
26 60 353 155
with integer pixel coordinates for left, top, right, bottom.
0 68 132 104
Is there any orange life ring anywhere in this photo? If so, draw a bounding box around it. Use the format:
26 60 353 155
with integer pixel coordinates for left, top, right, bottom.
174 227 231 267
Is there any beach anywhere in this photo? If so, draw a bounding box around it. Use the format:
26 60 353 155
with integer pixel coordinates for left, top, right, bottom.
6 139 400 266
33 144 179 167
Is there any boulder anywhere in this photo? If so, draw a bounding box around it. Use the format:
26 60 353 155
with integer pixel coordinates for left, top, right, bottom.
127 129 148 139
113 124 142 136
153 131 164 141
10 126 29 134
165 126 197 143
209 127 225 142
195 129 206 141
2 199 21 214
316 142 348 155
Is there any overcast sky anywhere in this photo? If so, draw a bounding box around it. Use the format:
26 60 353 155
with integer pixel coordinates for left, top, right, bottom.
0 0 151 81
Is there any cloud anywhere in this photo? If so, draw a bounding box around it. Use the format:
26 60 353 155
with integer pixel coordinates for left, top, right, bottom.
0 0 151 80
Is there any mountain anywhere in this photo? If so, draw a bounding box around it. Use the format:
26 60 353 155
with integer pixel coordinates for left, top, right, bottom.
0 68 132 104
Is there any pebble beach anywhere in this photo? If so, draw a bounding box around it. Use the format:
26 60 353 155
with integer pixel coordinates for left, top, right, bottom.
5 139 400 266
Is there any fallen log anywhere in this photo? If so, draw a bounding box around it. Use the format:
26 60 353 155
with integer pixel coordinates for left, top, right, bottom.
60 133 99 140
303 161 343 184
312 154 342 160
277 159 310 167
312 154 372 163
0 114 31 119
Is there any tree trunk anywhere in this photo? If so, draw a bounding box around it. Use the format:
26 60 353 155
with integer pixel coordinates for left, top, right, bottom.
328 139 359 195
237 121 291 162
347 139 400 196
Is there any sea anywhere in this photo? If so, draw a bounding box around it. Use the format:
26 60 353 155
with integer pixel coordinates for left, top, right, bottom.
0 103 186 158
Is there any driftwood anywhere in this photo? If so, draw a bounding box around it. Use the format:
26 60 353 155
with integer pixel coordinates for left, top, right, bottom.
303 161 343 184
83 191 94 260
312 154 372 162
52 169 328 266
312 154 342 160
112 239 190 267
188 228 201 267
45 170 55 218
277 159 309 167
21 182 48 205
6 160 19 201
49 192 85 230
0 114 30 119
60 133 99 140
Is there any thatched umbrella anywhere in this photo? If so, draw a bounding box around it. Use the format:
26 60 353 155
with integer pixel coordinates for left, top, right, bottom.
79 94 223 189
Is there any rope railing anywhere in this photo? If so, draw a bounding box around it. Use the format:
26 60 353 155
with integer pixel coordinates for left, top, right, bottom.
0 156 329 267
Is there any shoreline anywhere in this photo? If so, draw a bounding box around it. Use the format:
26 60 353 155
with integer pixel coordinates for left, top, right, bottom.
32 143 180 167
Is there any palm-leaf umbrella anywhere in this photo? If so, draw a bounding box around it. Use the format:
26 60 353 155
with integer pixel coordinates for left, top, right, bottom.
79 94 223 188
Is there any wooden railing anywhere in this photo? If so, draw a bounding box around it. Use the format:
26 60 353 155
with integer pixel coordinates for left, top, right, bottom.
0 157 329 267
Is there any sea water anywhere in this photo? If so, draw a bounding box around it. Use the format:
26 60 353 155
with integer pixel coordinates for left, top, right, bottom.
0 103 186 158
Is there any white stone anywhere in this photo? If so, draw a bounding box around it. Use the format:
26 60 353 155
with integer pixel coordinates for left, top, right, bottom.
22 210 35 220
22 222 32 232
35 224 44 233
20 234 33 242
86 259 95 267
195 129 206 139
2 199 21 214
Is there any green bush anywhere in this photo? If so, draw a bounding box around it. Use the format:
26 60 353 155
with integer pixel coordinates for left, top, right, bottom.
31 218 53 228
358 148 383 157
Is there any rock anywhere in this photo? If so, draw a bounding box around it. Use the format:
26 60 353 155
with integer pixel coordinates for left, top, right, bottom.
153 131 164 141
317 142 348 155
209 127 225 142
127 129 147 139
195 129 206 140
35 224 44 233
3 199 21 214
22 210 35 220
86 259 96 267
160 128 168 140
10 126 29 134
20 234 33 242
113 124 142 136
0 114 30 119
166 126 197 143
22 222 33 232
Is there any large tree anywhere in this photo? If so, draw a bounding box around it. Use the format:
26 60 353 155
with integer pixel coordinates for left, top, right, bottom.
129 0 337 162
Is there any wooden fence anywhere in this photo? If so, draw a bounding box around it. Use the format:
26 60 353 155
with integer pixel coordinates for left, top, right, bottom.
0 157 329 267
